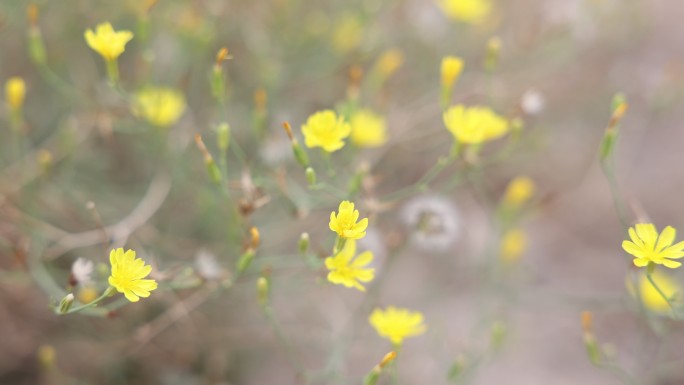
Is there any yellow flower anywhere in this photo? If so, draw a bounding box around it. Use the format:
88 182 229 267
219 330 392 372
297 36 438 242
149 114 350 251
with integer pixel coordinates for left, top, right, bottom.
350 109 387 148
622 224 684 268
443 104 508 144
329 200 368 240
369 306 427 345
437 0 492 24
325 240 375 291
502 176 535 206
441 56 464 89
131 87 186 127
108 248 158 302
301 110 351 152
332 13 363 54
628 271 681 313
500 229 527 263
374 49 404 79
84 22 133 62
77 285 99 304
5 77 26 110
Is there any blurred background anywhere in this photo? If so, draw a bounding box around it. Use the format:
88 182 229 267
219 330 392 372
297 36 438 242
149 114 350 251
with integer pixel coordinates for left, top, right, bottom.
2 0 684 384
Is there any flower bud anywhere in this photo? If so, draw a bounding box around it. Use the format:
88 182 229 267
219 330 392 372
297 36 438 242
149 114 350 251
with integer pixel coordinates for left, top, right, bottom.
298 232 310 255
250 226 260 249
236 248 255 274
216 123 231 151
5 77 26 111
257 276 269 306
27 6 47 66
37 344 56 370
58 293 74 314
484 36 502 72
305 167 316 186
502 176 535 207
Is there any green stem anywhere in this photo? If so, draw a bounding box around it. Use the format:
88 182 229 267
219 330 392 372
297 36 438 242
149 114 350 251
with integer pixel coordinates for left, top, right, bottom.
263 304 306 374
59 286 115 315
105 59 120 87
382 143 458 202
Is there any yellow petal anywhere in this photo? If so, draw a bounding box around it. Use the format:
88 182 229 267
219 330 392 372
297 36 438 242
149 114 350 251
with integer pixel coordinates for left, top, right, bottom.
635 224 658 248
656 226 676 251
633 258 649 267
622 241 644 258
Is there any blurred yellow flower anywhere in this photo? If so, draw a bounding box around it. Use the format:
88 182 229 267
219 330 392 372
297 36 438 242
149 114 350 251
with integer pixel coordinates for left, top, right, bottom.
374 49 404 79
628 271 681 313
369 306 427 345
325 240 375 291
438 0 492 24
5 77 26 110
443 105 508 144
350 109 387 148
77 285 99 304
301 110 351 152
502 176 535 207
132 87 186 127
441 56 464 89
329 200 368 240
500 229 527 263
84 22 133 62
108 248 158 302
332 13 363 54
622 224 684 268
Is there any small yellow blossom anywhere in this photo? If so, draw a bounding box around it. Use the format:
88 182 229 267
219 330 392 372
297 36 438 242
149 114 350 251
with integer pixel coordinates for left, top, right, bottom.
502 176 535 206
443 104 509 144
369 306 427 345
301 110 351 153
108 248 158 302
5 77 26 110
325 240 375 291
441 56 464 89
84 22 133 62
374 49 404 79
500 229 527 263
131 87 186 127
37 345 56 369
77 285 99 304
329 200 368 240
628 271 681 313
350 109 387 148
332 13 363 54
622 224 684 268
437 0 492 24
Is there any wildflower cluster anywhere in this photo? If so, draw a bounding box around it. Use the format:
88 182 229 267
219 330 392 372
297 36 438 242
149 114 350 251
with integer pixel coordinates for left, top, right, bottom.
5 2 678 384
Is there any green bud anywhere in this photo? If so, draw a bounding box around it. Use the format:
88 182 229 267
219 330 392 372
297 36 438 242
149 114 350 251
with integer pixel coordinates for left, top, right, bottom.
28 27 46 66
447 355 467 382
305 167 316 186
217 123 231 151
298 233 310 255
257 276 269 306
490 321 507 350
584 333 601 366
206 160 222 184
58 293 74 314
599 130 616 162
612 93 627 112
211 65 225 102
292 141 310 167
484 36 502 73
237 249 255 274
363 369 380 385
